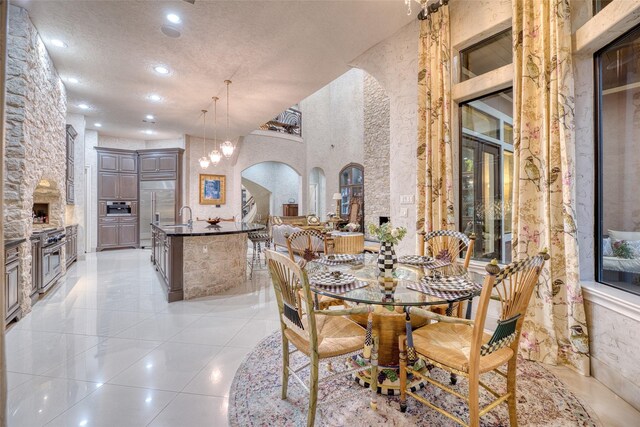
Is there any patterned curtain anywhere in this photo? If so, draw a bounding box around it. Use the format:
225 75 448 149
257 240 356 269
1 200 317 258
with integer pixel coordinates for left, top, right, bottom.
416 5 455 253
512 0 590 374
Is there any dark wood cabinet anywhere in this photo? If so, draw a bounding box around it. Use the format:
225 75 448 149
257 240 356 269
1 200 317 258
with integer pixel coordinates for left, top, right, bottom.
66 125 77 205
99 153 118 171
65 225 78 268
119 154 138 173
98 221 119 248
283 203 298 216
30 237 40 299
118 222 138 246
5 240 23 325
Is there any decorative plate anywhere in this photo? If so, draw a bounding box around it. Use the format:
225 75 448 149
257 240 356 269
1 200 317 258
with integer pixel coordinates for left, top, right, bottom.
398 255 433 266
315 254 358 265
307 215 321 225
309 271 356 287
420 275 477 292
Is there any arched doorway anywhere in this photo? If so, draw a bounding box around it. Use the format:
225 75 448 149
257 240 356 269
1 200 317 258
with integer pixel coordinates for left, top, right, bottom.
241 161 302 222
339 163 364 230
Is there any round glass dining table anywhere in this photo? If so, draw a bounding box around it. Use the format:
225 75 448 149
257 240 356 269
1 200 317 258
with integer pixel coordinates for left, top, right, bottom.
306 253 483 395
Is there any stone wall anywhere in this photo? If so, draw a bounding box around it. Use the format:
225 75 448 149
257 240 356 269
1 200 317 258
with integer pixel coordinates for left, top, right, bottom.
182 234 247 299
363 72 390 236
4 5 67 313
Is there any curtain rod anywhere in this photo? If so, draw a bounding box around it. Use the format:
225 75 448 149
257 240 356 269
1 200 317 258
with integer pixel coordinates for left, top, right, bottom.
417 0 449 20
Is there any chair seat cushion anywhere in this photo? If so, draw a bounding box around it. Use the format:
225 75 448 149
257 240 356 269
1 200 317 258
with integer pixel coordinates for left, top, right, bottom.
412 322 514 374
284 314 365 359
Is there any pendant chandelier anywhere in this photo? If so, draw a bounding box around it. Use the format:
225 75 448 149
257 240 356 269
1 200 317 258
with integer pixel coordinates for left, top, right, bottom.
221 79 235 158
198 109 210 169
209 96 222 166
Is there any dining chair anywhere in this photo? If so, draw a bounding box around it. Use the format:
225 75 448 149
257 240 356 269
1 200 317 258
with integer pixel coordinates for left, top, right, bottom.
286 229 328 262
265 250 379 427
422 230 476 317
398 250 549 427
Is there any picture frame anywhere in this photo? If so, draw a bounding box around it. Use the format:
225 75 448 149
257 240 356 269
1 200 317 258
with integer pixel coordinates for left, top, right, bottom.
199 174 226 205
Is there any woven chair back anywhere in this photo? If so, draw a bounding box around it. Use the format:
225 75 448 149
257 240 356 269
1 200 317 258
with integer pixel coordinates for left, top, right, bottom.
265 250 318 345
471 251 548 362
286 229 327 262
422 230 475 272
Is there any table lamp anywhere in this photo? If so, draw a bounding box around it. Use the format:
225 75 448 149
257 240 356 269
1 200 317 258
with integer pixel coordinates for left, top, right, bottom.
332 192 342 217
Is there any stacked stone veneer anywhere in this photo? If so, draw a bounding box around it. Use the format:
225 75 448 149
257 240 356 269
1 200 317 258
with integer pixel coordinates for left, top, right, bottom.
182 234 248 299
363 72 390 238
4 5 67 313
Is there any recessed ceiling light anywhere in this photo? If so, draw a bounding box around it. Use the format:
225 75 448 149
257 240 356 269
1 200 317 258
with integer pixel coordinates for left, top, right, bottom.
166 13 181 24
78 103 89 110
148 94 162 102
143 130 154 135
50 39 67 48
94 123 102 127
154 65 170 75
67 77 79 84
145 114 155 120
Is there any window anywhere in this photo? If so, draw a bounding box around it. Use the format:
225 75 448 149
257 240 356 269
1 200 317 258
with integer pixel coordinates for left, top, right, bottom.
339 163 364 217
593 0 614 15
596 25 640 296
460 89 514 264
460 29 512 82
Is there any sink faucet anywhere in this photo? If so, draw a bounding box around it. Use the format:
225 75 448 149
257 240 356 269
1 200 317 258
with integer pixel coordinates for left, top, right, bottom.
179 206 193 228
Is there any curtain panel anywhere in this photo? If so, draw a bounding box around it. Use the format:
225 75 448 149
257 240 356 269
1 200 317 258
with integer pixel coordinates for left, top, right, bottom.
512 0 590 375
416 5 455 254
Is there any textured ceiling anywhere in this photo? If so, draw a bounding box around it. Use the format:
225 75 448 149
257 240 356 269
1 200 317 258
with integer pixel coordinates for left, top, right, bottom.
14 0 415 140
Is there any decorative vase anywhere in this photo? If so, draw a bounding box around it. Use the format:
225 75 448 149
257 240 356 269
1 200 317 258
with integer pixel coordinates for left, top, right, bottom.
377 241 397 279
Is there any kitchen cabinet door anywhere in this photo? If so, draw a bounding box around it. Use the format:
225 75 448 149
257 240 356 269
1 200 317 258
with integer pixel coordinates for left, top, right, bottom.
158 154 177 172
6 259 20 318
118 174 138 200
99 153 118 172
98 223 119 247
119 154 138 173
99 173 119 200
118 223 138 247
140 155 159 173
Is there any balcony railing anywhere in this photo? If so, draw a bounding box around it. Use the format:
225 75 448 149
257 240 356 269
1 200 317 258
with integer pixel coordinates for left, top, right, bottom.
260 107 302 137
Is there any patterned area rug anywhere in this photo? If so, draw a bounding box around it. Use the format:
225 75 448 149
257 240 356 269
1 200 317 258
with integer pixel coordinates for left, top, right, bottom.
229 332 601 427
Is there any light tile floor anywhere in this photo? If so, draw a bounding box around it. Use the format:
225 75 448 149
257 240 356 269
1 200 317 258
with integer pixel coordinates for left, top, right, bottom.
5 249 639 426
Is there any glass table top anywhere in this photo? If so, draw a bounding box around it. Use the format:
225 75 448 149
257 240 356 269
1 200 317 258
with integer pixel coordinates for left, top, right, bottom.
306 253 484 307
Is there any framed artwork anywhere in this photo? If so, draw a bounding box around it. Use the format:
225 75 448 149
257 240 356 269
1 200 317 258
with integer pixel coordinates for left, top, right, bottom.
199 174 226 205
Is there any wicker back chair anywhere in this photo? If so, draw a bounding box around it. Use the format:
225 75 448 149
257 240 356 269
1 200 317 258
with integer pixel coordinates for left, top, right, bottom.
421 230 476 273
286 229 328 262
398 250 549 427
265 250 379 427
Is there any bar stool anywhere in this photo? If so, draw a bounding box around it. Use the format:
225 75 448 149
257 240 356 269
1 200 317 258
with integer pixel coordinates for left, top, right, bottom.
248 231 271 279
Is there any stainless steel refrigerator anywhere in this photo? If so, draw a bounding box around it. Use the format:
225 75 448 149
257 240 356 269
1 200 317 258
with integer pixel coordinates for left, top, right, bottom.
140 180 176 248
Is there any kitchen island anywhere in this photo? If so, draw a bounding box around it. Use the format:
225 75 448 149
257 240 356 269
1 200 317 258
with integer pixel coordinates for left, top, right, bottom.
151 222 265 302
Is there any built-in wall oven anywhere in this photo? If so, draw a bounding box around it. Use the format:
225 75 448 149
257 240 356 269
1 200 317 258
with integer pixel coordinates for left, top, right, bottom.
106 201 132 216
40 230 65 293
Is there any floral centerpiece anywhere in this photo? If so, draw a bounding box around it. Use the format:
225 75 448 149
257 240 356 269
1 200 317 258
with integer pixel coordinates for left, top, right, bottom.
368 222 407 279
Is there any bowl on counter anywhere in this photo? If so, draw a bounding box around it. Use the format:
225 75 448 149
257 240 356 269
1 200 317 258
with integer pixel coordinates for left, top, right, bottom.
205 217 221 225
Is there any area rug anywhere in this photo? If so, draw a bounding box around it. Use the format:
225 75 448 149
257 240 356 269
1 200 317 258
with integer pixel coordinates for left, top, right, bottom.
229 332 600 426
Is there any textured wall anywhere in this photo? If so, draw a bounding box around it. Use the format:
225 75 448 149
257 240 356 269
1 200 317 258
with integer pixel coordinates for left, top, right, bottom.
300 68 365 219
4 5 67 313
182 234 247 299
363 72 390 236
352 20 419 255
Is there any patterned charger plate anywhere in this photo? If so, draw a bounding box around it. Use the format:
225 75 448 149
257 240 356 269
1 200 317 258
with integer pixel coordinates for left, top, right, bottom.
398 255 433 266
309 271 356 287
315 254 358 265
420 275 476 292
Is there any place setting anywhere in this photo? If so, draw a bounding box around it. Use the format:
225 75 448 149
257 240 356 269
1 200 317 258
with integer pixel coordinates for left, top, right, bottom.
313 253 363 266
308 270 368 294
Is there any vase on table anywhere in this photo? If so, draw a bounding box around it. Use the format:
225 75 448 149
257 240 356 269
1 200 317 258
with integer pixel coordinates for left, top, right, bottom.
377 241 397 280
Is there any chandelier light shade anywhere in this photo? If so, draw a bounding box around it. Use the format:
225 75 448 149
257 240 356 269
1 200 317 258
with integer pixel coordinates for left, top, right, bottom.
209 96 221 166
222 79 235 158
199 109 210 169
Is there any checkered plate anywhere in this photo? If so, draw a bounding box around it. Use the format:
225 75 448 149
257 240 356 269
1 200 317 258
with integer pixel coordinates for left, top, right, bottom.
315 254 358 266
407 281 481 300
420 275 478 292
309 271 356 287
311 280 369 295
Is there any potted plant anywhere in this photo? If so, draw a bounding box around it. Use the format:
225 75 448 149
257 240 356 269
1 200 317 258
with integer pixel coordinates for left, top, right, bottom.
368 222 407 279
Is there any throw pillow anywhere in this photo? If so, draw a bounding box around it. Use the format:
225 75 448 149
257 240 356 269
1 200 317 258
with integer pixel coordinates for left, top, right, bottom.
626 240 640 258
602 238 613 257
612 240 634 259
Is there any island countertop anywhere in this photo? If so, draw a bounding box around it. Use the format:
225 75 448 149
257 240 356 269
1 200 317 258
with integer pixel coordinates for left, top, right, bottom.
152 222 265 237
